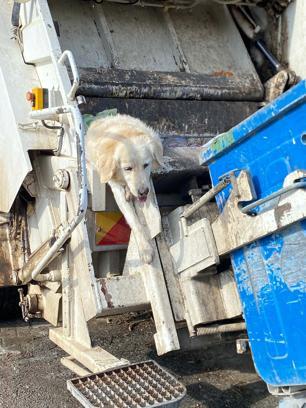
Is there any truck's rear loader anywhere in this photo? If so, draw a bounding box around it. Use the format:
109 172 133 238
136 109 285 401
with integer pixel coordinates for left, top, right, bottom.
1 0 306 406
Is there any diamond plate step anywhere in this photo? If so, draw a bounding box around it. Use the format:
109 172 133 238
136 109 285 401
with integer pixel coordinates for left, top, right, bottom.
67 360 186 407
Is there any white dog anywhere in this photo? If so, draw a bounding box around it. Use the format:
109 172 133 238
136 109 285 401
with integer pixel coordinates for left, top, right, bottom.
86 114 163 264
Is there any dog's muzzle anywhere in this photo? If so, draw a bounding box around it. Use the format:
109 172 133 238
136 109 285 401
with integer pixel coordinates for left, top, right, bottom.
138 187 149 202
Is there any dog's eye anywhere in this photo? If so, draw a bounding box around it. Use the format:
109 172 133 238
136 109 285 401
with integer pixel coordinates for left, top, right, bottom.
124 167 133 171
143 163 149 169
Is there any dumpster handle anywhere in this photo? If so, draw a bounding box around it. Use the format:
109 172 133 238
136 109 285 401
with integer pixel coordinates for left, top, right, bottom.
241 180 306 214
182 177 231 220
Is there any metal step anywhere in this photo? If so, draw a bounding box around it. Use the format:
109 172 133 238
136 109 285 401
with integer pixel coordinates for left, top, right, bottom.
67 360 186 408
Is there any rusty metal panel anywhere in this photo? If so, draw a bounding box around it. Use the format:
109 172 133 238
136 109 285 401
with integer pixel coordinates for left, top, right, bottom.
97 274 149 316
0 198 30 287
0 222 15 287
78 68 263 101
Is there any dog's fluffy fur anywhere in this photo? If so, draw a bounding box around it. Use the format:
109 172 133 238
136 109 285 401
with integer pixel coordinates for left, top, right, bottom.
86 114 163 264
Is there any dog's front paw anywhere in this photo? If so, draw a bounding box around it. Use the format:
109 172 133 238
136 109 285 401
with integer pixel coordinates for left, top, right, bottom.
139 241 154 264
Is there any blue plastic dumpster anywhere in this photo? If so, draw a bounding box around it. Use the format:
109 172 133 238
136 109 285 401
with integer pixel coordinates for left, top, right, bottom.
201 80 306 387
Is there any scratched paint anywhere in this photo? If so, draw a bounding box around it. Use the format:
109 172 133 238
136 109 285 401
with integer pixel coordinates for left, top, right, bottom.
275 222 306 292
202 80 306 386
244 243 270 298
205 130 234 158
231 228 306 385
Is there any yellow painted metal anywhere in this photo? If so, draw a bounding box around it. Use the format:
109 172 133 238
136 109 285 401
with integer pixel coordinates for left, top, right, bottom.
32 87 44 110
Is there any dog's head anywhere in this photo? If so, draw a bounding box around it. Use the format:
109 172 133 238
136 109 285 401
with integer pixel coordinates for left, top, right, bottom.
87 115 163 202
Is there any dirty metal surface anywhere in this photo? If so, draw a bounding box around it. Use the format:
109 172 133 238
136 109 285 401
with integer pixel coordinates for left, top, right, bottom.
280 0 306 79
68 360 186 408
77 68 263 102
0 227 14 287
0 198 29 287
18 235 57 284
98 274 149 315
155 217 185 322
264 0 293 16
81 98 259 138
211 172 306 255
51 0 262 92
165 207 241 332
123 197 180 356
81 98 259 188
169 215 218 276
264 70 291 102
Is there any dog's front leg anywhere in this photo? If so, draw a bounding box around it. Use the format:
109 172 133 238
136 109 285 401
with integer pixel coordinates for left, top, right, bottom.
108 181 154 264
124 186 133 202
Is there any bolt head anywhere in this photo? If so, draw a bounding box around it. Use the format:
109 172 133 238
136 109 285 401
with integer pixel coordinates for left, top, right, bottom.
53 169 70 190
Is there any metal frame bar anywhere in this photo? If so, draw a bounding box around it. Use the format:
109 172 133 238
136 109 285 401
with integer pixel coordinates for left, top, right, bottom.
22 102 88 282
182 177 231 220
241 180 306 213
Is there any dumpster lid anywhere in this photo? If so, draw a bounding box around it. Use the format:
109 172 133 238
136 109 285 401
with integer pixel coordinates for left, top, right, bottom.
200 79 306 166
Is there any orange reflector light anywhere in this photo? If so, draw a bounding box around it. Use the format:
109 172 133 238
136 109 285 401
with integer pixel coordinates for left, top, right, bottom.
26 88 48 110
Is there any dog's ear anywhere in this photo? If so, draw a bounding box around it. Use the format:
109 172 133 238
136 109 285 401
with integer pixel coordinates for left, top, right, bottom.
150 135 163 169
96 152 116 183
88 137 117 183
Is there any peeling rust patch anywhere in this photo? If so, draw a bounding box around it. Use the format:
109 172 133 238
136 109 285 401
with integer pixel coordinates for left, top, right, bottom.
0 197 29 287
101 278 114 308
211 70 234 78
0 248 13 286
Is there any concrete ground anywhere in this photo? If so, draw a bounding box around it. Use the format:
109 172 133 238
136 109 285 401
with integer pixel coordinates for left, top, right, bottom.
0 316 278 408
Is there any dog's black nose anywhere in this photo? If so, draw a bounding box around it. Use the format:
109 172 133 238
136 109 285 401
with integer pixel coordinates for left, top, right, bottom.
138 187 149 196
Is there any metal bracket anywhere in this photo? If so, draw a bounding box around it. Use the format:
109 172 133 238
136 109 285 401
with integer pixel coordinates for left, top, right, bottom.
18 288 42 322
213 170 306 256
172 169 306 271
170 216 219 276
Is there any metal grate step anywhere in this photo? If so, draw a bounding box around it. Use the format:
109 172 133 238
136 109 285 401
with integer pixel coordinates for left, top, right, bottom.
67 360 186 408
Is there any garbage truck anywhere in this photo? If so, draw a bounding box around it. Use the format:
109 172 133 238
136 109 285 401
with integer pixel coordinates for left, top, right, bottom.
1 0 306 406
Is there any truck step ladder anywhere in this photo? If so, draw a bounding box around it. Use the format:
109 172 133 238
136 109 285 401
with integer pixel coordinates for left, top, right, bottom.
67 360 186 408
